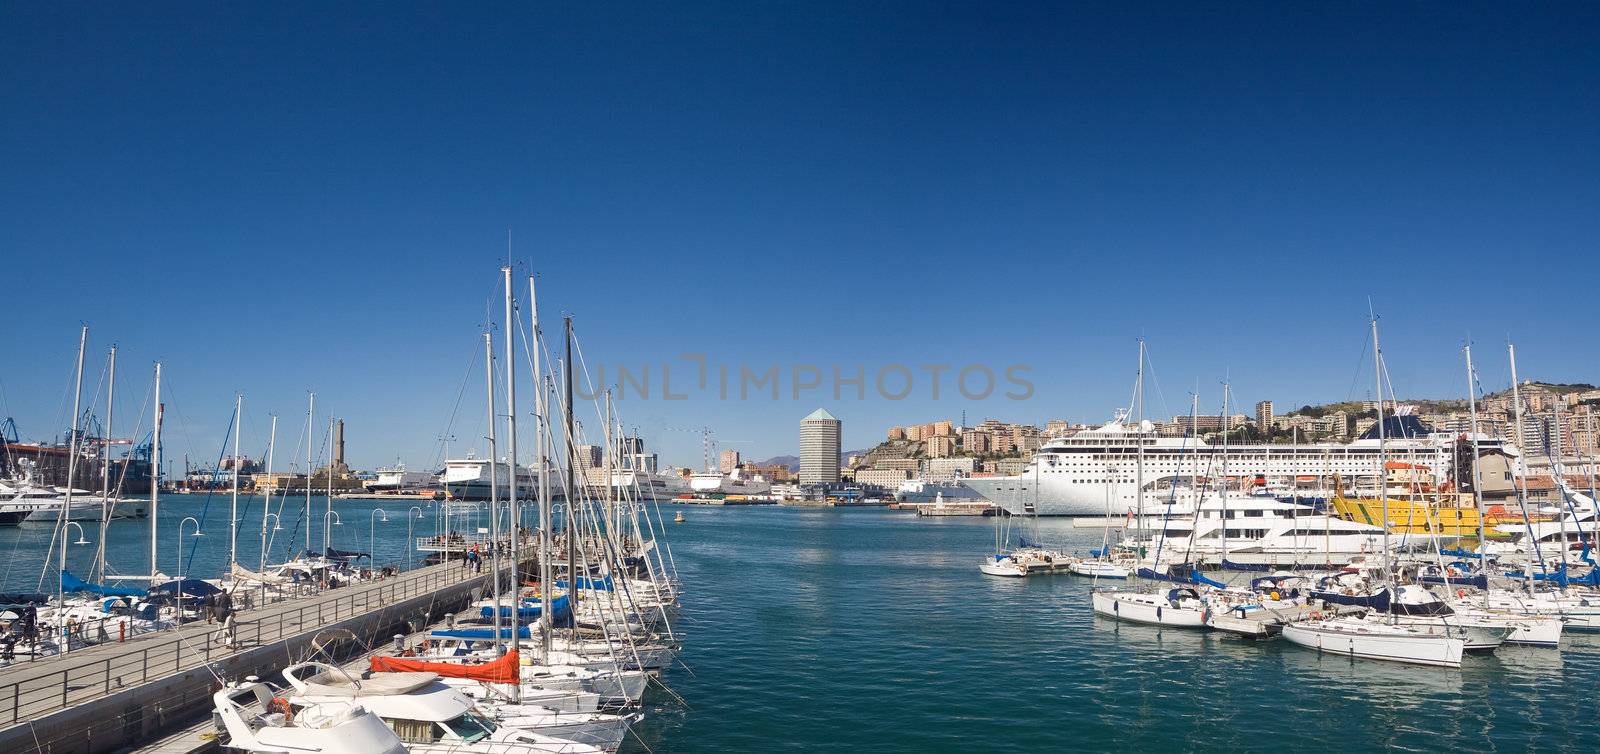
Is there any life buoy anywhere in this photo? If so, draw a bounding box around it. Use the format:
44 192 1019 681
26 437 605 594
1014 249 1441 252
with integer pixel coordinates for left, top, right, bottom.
269 697 293 721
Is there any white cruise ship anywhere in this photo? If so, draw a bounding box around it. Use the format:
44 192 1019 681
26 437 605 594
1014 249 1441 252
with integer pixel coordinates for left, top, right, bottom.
688 468 772 496
966 416 1498 516
436 457 542 501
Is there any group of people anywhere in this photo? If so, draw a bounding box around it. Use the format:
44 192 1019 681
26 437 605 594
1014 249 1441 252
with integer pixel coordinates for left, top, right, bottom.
201 590 238 648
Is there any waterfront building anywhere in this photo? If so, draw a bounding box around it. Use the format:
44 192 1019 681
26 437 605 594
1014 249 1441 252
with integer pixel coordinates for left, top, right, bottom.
800 408 842 485
1255 400 1274 431
719 448 741 474
575 444 604 470
856 468 913 488
927 457 977 482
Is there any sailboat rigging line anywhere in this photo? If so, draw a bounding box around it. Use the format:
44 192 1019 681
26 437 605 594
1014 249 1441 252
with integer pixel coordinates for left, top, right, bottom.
183 406 238 573
430 339 482 471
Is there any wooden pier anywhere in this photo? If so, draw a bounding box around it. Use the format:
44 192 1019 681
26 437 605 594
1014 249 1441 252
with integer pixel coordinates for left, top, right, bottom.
0 558 516 754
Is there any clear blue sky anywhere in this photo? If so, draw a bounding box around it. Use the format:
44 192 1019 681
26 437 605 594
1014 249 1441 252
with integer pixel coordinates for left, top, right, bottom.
3 3 1597 471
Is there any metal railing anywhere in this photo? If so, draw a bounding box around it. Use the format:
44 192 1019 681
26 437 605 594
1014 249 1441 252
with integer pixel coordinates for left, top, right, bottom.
0 559 493 726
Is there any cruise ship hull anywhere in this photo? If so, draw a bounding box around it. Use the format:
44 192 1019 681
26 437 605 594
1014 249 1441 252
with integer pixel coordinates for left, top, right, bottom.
965 422 1475 516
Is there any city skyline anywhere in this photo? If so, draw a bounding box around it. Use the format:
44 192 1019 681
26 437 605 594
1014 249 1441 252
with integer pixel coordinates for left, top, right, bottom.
4 5 1598 468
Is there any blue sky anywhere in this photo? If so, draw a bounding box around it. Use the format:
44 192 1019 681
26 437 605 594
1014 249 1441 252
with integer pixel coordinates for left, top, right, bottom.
3 3 1597 471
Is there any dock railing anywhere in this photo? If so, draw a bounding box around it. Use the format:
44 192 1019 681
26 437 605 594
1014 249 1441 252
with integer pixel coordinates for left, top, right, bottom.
0 558 489 726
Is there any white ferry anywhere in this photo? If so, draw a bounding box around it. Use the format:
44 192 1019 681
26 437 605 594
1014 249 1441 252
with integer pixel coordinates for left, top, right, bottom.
437 457 540 501
965 416 1500 516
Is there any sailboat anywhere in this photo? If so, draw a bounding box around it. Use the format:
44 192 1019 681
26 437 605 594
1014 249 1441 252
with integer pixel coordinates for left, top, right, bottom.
1280 315 1468 667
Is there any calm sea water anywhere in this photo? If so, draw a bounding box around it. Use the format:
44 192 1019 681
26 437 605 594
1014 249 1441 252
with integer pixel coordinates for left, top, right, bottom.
8 499 1600 752
633 505 1600 753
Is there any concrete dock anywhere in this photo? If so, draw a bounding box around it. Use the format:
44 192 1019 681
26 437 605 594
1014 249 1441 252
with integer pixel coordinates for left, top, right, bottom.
0 558 510 754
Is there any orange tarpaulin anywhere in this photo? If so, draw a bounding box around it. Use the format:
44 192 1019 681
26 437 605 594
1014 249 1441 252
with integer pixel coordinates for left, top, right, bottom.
370 649 519 683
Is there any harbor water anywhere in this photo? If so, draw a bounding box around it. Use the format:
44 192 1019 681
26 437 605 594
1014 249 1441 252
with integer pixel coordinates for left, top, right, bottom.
635 506 1600 753
7 501 1600 751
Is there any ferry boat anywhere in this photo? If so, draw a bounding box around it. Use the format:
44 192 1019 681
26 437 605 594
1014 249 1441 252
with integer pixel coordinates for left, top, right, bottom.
366 463 434 493
965 415 1503 516
436 457 540 501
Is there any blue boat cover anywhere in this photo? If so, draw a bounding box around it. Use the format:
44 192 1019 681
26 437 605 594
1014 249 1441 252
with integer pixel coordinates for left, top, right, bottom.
147 578 223 599
1312 588 1392 611
60 571 145 598
1439 547 1480 559
478 595 571 620
555 576 614 592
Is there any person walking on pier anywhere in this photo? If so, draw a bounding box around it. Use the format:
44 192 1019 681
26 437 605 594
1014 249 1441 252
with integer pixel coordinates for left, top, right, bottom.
212 590 236 648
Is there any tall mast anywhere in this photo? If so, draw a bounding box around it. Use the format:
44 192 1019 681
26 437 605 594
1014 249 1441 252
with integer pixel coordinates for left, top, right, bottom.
1464 344 1488 608
59 324 88 652
564 317 576 639
1220 380 1231 564
502 265 520 677
1371 315 1390 599
605 390 615 535
230 394 242 574
530 274 552 664
325 417 334 553
1134 339 1145 524
305 393 315 557
484 331 502 649
261 415 278 572
150 362 162 578
1509 343 1537 588
97 345 117 582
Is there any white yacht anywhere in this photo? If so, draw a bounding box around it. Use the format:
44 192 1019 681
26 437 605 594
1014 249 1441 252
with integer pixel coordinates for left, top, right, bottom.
966 416 1498 516
213 679 407 754
1133 494 1443 567
1281 614 1467 667
1090 586 1209 627
281 663 612 754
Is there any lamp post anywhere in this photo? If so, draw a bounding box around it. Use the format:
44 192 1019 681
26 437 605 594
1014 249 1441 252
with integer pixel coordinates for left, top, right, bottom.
408 506 424 571
322 510 343 559
177 517 203 626
259 513 283 572
65 521 91 547
370 508 389 572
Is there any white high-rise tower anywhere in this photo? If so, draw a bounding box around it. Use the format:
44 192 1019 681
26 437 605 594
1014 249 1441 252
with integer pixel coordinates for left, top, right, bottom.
800 408 842 485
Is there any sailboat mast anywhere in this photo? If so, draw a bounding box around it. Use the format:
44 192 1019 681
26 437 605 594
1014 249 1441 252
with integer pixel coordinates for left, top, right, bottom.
59 324 88 652
1464 345 1488 608
150 362 162 578
1220 381 1230 564
530 274 552 664
98 345 116 582
230 394 242 575
484 331 502 650
261 415 278 572
305 393 315 557
501 265 521 681
1134 339 1145 525
1371 316 1390 595
1509 343 1537 588
564 317 577 637
325 418 334 553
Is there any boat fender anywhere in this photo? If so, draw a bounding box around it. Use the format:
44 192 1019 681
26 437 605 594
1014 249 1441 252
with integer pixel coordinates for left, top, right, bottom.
270 697 293 721
1456 589 1466 599
1309 610 1323 620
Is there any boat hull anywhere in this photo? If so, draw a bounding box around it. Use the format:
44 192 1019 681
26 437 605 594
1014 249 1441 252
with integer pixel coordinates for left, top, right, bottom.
1091 590 1207 627
1281 621 1465 667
